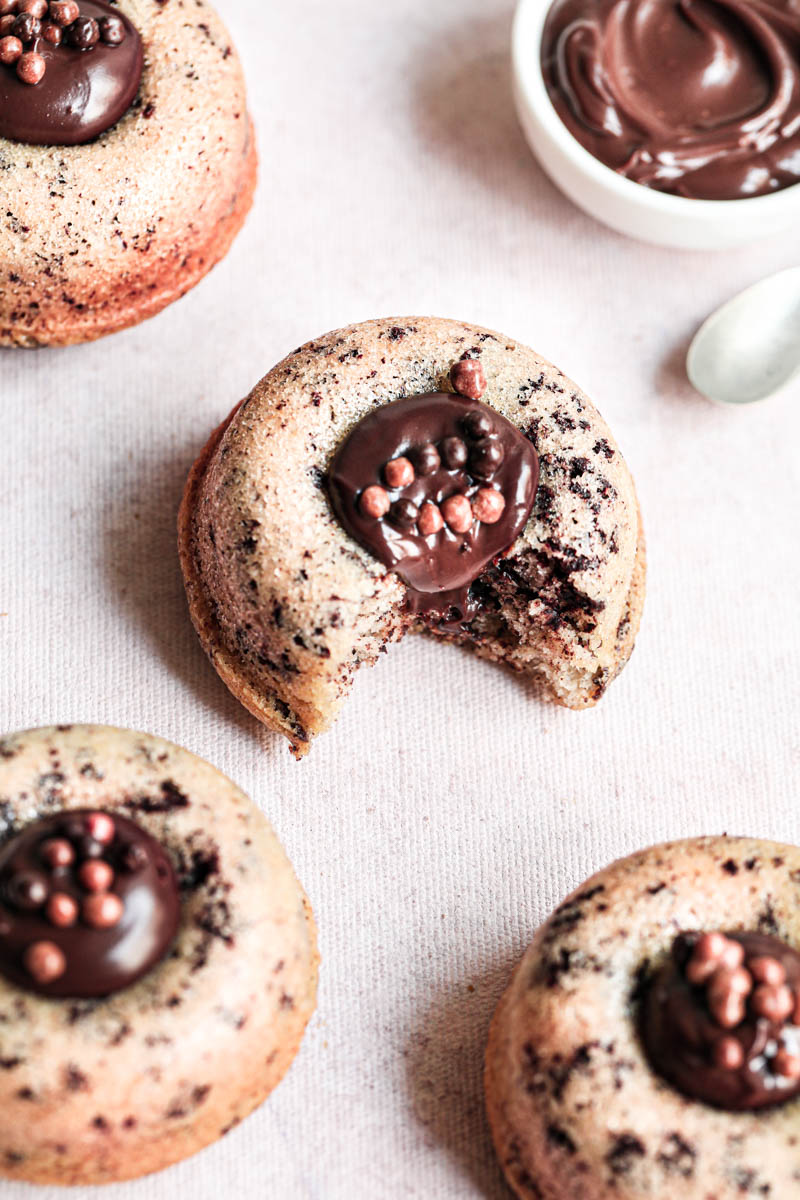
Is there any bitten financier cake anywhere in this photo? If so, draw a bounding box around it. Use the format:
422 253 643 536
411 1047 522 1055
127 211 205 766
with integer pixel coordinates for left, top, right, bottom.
0 724 317 1184
0 0 255 346
486 836 800 1199
179 316 645 757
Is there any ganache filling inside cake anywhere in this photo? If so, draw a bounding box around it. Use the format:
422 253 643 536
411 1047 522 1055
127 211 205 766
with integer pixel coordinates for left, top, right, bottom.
642 929 800 1110
0 0 142 145
326 360 540 628
0 809 180 997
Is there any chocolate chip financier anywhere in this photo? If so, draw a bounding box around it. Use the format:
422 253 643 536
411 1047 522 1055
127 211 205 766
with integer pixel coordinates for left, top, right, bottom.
485 837 800 1199
0 724 317 1184
179 317 645 757
0 0 255 346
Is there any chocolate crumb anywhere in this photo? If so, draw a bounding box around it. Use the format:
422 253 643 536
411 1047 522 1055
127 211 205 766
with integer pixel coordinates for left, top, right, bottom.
606 1134 646 1176
547 1124 577 1153
64 1064 88 1092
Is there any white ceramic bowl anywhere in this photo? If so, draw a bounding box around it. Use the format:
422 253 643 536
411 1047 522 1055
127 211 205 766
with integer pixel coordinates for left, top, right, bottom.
512 0 800 250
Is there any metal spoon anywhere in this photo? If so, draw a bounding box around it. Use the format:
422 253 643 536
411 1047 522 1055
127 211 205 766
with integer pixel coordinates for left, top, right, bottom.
687 268 800 405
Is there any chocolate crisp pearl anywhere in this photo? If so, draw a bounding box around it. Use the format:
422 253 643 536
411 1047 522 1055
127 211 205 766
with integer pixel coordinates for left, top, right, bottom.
463 409 494 439
389 498 419 529
0 15 16 34
0 34 22 63
12 12 39 41
441 436 468 470
719 940 745 970
16 49 45 83
17 0 47 16
0 0 14 15
686 931 729 983
48 0 78 23
751 956 787 985
121 841 148 872
450 358 487 400
413 443 441 475
41 20 61 42
40 837 74 868
713 1037 744 1071
98 12 124 43
7 870 48 910
470 437 505 480
751 984 794 1022
67 13 99 48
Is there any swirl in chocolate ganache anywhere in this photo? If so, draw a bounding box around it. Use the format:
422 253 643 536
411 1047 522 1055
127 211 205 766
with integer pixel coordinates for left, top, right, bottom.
327 360 540 626
643 930 800 1110
0 0 142 146
541 0 800 200
0 809 180 998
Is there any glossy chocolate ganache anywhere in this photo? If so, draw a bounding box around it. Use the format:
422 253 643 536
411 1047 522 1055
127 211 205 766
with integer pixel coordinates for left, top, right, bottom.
0 809 180 998
541 0 800 199
0 0 142 145
327 360 540 627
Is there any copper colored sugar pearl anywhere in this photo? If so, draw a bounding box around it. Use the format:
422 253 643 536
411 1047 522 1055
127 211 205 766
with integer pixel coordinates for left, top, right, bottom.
687 932 798 1030
449 358 487 401
0 808 181 1000
0 0 123 83
357 360 507 538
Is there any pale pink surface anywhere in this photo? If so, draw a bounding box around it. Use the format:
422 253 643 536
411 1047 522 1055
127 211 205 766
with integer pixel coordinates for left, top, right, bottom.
1 0 799 1196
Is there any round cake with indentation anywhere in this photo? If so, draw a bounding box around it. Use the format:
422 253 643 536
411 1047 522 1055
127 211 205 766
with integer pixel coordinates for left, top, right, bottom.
0 724 317 1184
0 0 255 346
179 316 645 757
486 836 800 1199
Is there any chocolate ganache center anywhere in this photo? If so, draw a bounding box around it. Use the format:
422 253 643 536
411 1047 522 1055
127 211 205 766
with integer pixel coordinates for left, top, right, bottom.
0 809 180 998
643 930 800 1110
327 360 540 626
541 0 800 200
0 0 142 146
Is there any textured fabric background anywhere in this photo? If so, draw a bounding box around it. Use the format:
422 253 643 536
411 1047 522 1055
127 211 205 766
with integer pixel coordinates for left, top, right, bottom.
1 0 799 1195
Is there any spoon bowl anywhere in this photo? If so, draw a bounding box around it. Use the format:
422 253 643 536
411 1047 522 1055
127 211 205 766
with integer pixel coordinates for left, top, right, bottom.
687 268 800 406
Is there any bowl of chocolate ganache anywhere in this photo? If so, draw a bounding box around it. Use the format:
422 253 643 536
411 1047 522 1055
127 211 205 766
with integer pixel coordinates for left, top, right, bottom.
0 0 142 146
512 0 800 248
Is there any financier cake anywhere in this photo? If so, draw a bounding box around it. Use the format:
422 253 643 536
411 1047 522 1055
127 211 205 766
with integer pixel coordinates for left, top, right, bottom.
179 316 645 757
0 724 317 1184
0 0 255 346
486 836 800 1199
